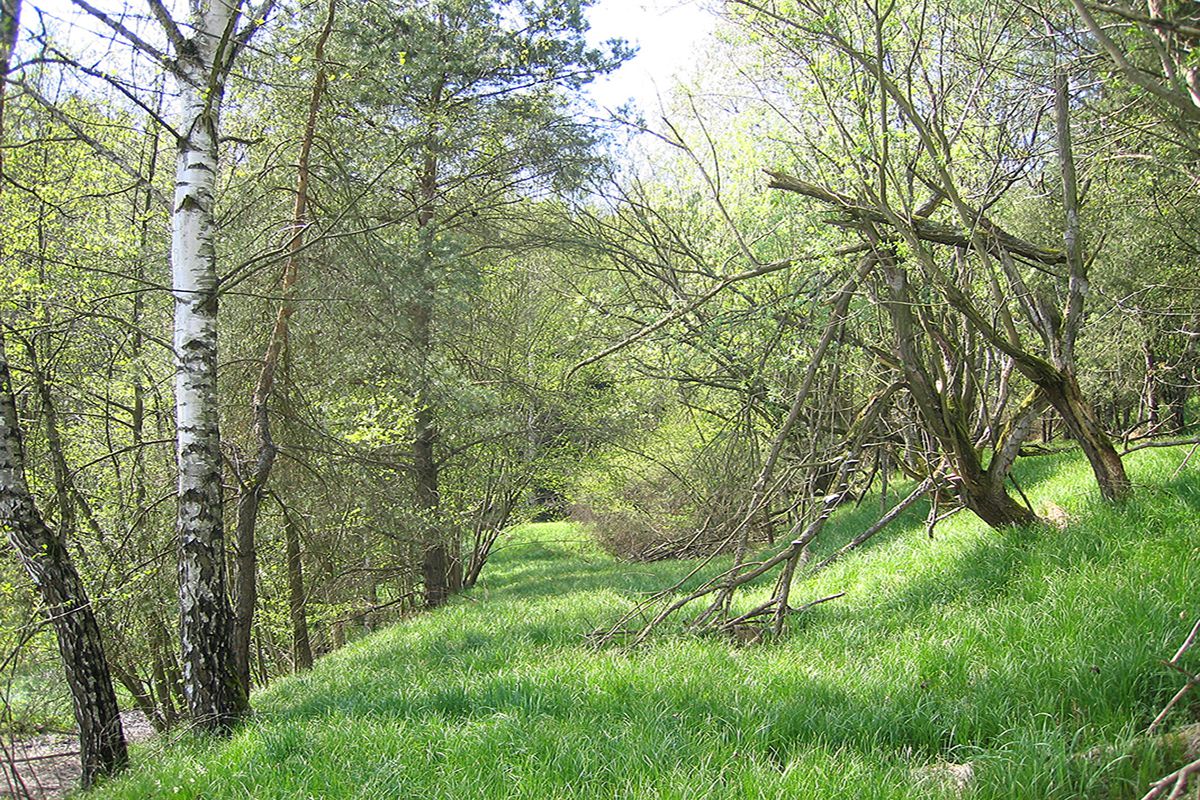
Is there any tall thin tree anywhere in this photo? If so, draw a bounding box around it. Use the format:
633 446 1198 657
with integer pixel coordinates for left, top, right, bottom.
0 0 127 784
233 0 336 690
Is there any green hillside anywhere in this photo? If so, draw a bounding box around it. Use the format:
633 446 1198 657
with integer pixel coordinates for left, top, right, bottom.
89 448 1199 799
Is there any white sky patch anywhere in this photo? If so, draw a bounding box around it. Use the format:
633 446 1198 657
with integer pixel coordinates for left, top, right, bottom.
586 0 717 114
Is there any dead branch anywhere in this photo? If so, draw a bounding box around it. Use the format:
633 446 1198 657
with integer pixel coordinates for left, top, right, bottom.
591 383 902 645
1123 436 1200 456
1140 755 1200 800
809 478 934 573
765 170 1066 267
1148 617 1200 735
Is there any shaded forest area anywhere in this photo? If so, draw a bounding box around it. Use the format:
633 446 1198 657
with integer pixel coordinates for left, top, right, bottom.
0 0 1198 795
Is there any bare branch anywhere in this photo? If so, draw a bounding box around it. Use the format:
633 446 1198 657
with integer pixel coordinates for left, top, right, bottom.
17 80 169 211
566 243 868 380
65 0 171 67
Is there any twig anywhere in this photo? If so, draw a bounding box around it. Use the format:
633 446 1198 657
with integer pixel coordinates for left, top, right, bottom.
1139 755 1200 800
1171 618 1200 664
1147 617 1200 735
3 750 81 763
790 591 846 614
1172 442 1200 479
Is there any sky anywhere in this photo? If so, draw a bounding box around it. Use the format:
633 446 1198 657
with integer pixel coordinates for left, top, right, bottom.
584 0 717 114
24 0 718 118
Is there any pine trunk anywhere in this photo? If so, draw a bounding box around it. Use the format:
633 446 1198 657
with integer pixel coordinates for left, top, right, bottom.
413 128 451 608
283 513 313 671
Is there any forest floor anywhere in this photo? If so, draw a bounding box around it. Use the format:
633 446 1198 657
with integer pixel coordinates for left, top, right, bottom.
86 447 1199 799
1 712 154 799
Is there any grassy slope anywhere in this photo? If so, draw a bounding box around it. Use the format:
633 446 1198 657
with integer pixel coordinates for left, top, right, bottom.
90 449 1199 799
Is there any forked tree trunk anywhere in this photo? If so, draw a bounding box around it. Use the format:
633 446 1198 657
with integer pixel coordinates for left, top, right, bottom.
882 262 1039 529
171 18 248 732
1045 69 1130 500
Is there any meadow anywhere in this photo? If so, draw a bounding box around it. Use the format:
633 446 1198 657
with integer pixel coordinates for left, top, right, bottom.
88 447 1200 799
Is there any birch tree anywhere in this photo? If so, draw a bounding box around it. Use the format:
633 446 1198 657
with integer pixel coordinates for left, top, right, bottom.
0 0 127 784
65 0 270 730
163 0 266 731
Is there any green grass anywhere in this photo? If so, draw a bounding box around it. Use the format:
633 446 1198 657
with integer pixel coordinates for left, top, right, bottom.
89 448 1200 799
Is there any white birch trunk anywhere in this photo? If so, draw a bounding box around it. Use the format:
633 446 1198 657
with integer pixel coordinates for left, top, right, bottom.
170 0 248 731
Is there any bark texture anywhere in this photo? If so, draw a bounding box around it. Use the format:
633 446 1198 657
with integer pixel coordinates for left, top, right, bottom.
171 4 249 731
0 342 128 787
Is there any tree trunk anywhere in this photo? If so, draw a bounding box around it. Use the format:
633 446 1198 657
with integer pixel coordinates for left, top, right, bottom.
227 0 330 692
1041 374 1131 500
0 1 128 785
1143 341 1160 432
1048 66 1132 500
0 345 128 787
412 96 453 608
171 42 247 732
231 0 335 696
149 617 180 728
283 512 313 671
415 389 448 606
110 663 166 733
882 262 1039 529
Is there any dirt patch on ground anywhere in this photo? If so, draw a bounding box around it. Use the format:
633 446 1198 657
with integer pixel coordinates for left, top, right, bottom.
0 711 154 799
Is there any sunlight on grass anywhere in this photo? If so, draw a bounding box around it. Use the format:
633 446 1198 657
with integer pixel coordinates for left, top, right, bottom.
89 448 1199 799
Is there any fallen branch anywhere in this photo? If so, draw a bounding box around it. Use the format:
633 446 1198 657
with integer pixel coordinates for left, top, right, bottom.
809 478 934 574
721 590 846 628
592 387 900 645
1123 436 1200 456
1140 755 1200 800
1172 442 1200 480
1148 617 1200 735
4 750 82 763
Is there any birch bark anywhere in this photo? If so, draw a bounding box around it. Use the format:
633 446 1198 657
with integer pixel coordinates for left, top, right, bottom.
171 0 249 730
0 0 128 782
